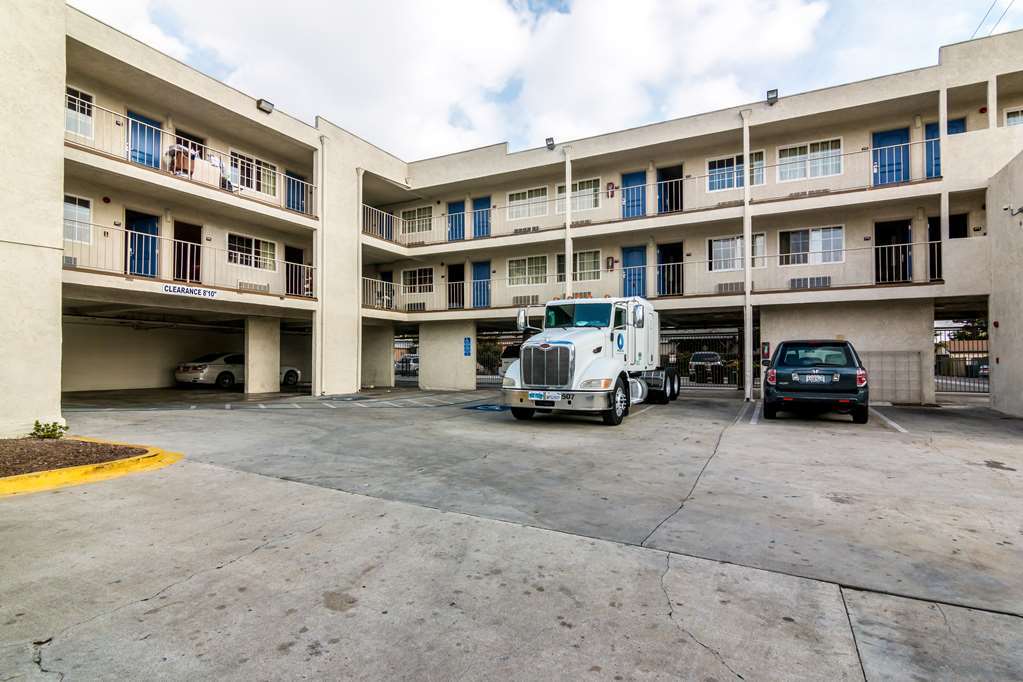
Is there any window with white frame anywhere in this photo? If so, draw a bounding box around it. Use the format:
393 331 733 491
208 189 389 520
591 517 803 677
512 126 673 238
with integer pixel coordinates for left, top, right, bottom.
65 87 93 138
230 151 277 196
400 206 433 233
556 250 601 282
63 195 92 244
556 178 600 213
1006 108 1023 126
227 233 276 270
707 151 765 191
402 267 434 293
508 187 548 220
508 255 548 286
777 138 842 181
779 226 844 265
708 234 766 272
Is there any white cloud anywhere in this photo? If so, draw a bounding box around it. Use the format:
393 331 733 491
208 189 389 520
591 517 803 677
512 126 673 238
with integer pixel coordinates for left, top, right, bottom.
66 0 1023 160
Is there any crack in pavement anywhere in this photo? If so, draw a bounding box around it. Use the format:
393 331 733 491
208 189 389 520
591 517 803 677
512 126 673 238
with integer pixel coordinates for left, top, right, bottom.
658 553 745 680
29 521 325 679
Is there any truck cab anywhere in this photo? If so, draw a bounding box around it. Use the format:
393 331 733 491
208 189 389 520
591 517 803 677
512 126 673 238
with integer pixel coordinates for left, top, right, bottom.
501 297 680 425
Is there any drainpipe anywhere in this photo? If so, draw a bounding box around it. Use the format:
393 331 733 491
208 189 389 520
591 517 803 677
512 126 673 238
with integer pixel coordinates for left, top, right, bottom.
563 146 573 298
741 109 754 402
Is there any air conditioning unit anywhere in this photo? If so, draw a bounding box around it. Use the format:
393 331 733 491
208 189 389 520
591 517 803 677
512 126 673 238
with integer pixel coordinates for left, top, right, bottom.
513 225 540 235
789 276 832 290
63 255 78 267
512 295 539 306
238 281 271 293
570 219 591 227
406 301 426 312
716 281 744 294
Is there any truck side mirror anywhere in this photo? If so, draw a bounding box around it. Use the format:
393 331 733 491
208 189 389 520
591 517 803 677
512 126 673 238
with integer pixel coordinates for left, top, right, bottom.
516 308 527 332
633 304 645 329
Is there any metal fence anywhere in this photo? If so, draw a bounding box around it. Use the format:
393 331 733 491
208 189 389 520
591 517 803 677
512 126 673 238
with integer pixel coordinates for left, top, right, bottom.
659 331 743 390
933 326 989 394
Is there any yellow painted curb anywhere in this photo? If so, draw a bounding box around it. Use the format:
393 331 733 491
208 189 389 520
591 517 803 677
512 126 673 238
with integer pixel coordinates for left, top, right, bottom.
0 437 182 497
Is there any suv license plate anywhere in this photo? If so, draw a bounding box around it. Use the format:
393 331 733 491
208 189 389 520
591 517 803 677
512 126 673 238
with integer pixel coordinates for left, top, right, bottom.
528 391 562 401
803 374 827 384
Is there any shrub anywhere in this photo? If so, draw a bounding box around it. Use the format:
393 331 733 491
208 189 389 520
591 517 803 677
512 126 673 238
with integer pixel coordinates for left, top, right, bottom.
30 421 68 440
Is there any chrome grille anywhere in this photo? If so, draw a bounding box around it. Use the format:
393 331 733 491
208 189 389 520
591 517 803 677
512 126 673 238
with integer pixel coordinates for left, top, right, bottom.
522 344 573 388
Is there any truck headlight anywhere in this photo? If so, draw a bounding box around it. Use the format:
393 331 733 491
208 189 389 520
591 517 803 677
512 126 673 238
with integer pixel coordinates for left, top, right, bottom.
580 378 613 389
502 375 517 388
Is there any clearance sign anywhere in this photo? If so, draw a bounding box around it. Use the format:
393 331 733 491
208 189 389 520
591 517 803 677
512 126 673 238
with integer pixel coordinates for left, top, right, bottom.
162 284 219 299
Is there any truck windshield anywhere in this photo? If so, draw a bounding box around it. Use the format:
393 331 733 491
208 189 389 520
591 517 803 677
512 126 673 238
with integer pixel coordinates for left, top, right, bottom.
545 303 613 328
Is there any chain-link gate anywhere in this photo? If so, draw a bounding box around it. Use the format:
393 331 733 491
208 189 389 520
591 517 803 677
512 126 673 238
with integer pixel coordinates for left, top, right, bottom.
477 331 525 387
934 324 989 393
659 330 743 390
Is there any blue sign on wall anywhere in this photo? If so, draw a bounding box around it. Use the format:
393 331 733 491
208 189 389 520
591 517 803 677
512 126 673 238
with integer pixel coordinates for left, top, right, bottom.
463 336 472 357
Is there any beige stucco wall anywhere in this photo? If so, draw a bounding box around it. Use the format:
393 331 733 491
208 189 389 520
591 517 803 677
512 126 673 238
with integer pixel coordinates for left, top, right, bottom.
418 320 477 391
245 316 280 393
62 321 242 391
0 1 66 436
760 300 935 404
987 149 1023 416
361 323 395 388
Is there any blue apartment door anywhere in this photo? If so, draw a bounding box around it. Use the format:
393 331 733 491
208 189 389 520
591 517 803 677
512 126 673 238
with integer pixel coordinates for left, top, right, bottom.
924 118 965 179
621 171 646 219
128 111 162 169
872 127 910 185
472 261 491 308
125 211 159 277
472 196 491 238
622 246 646 297
447 200 465 241
285 171 307 213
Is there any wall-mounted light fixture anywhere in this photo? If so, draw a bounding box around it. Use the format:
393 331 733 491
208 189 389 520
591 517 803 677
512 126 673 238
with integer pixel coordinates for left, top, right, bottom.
256 99 275 114
545 137 555 151
766 89 779 105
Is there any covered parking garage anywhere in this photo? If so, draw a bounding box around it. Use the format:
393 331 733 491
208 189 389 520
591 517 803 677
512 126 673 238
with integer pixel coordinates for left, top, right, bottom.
61 283 313 406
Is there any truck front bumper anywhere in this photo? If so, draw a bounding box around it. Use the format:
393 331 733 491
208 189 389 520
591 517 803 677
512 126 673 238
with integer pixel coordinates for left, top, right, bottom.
502 388 613 412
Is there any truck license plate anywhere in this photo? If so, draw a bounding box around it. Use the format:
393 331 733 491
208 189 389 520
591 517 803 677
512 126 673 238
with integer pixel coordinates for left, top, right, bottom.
528 391 562 401
803 374 827 384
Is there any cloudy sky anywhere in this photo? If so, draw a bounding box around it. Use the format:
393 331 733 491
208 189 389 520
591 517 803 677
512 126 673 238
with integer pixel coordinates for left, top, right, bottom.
68 0 1023 160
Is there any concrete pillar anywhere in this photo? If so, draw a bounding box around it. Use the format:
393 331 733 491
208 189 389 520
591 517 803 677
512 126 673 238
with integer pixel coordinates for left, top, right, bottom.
910 115 924 180
940 191 950 241
418 320 476 391
645 161 657 217
563 146 573 297
464 194 473 240
645 238 658 298
244 317 280 394
911 207 928 283
988 76 998 129
463 257 472 309
0 0 65 436
361 322 395 388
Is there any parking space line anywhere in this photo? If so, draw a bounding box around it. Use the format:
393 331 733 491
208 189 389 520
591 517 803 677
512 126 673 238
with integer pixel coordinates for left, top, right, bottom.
189 405 197 410
871 407 908 433
323 402 338 408
225 404 231 410
292 403 302 409
258 404 266 409
734 401 751 424
750 401 761 425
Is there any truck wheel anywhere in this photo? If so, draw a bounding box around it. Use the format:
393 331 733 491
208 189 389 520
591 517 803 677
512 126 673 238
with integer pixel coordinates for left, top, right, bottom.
602 379 629 426
668 369 681 401
511 407 535 421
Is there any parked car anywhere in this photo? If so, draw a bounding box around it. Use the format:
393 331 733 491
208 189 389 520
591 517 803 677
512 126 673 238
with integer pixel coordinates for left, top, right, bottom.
979 362 990 378
395 354 419 374
763 340 869 423
688 351 725 383
174 352 301 389
499 344 521 377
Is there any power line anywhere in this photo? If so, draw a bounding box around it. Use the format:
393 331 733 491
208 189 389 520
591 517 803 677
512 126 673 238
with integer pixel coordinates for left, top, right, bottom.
972 0 999 37
988 0 1017 34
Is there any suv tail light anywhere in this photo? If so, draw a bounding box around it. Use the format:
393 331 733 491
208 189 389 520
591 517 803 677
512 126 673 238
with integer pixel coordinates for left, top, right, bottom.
766 368 777 386
856 368 868 387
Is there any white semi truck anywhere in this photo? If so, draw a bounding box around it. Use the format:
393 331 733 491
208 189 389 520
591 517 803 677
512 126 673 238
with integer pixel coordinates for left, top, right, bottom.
501 297 680 425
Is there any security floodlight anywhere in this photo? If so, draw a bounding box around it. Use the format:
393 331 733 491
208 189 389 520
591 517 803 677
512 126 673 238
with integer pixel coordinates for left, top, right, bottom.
545 137 555 150
766 89 779 105
256 99 275 114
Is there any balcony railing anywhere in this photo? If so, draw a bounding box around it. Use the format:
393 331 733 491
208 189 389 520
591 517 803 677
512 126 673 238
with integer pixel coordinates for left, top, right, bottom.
362 140 944 248
63 220 315 299
361 241 948 313
64 95 317 217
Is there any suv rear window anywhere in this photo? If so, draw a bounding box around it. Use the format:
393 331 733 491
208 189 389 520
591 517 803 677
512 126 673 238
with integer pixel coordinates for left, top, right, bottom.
776 343 852 368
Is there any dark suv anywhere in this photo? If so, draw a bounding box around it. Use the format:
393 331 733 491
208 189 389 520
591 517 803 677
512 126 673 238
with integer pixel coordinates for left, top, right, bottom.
688 351 725 383
763 340 869 423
